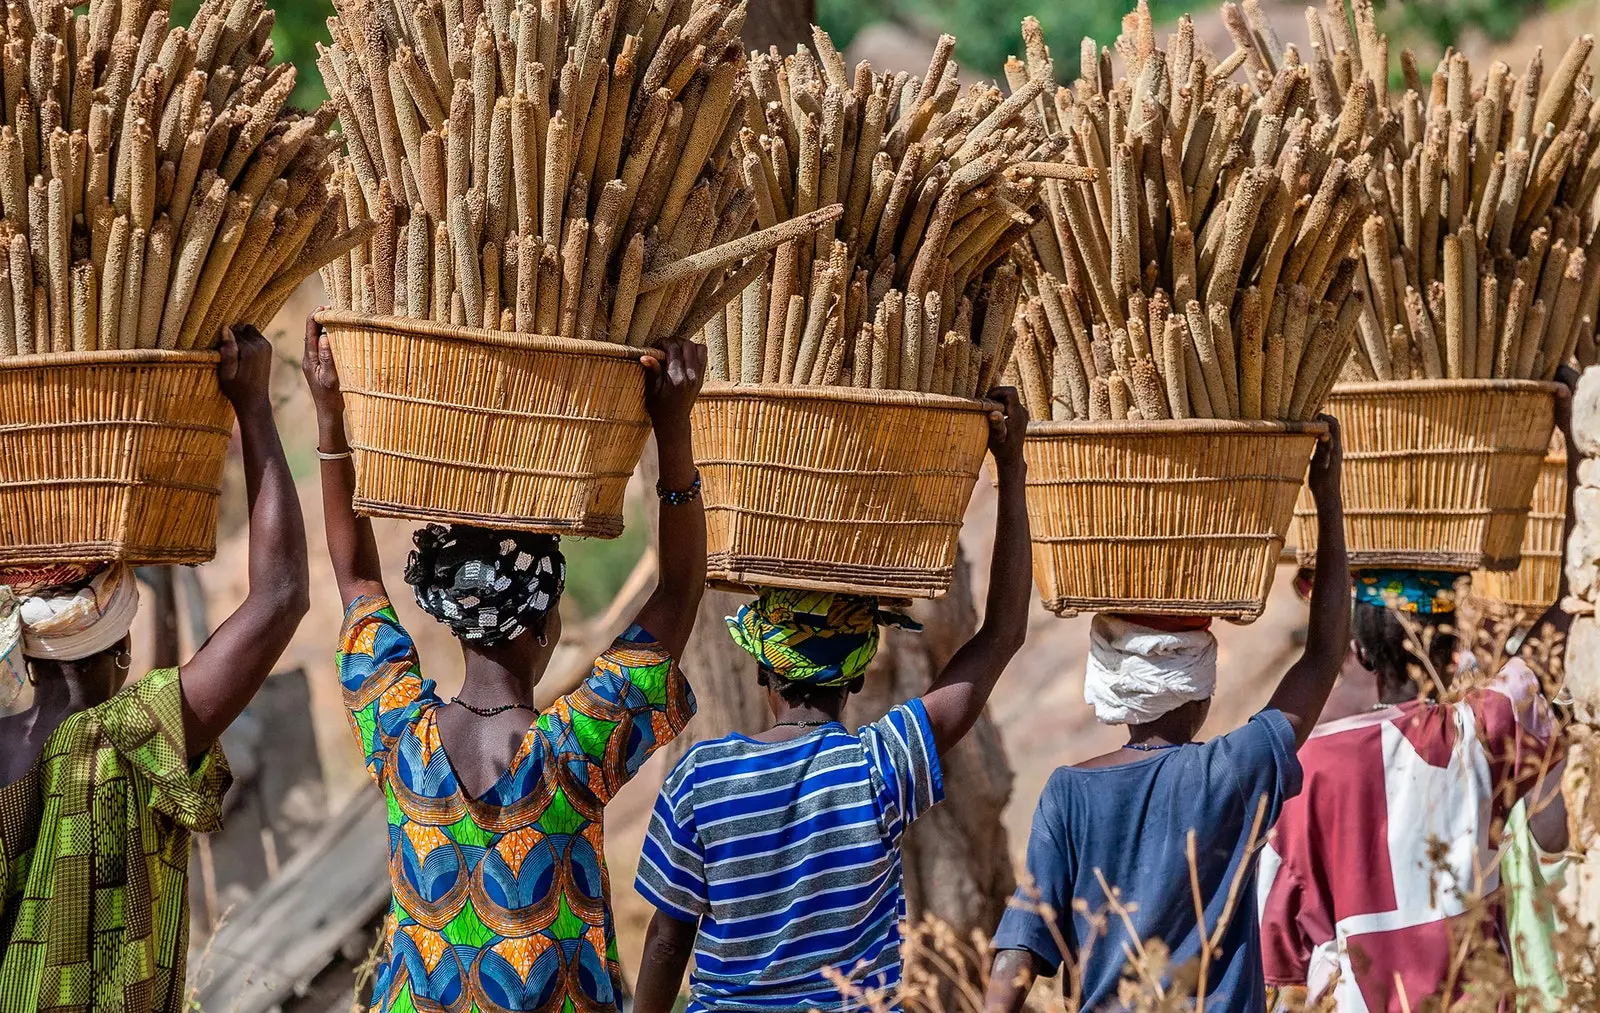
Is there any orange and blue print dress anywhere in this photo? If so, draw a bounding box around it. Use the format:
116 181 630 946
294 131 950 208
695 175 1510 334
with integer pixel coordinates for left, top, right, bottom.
339 595 696 1013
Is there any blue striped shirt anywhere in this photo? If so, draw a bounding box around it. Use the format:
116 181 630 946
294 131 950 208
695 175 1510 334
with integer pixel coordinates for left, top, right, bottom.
635 701 944 1012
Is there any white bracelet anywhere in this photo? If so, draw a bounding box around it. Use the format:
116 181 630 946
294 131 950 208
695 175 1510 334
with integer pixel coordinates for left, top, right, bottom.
317 448 353 461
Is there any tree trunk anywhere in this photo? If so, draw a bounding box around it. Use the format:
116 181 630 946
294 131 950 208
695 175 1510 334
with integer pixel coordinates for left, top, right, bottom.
741 0 815 55
662 587 771 767
135 566 180 668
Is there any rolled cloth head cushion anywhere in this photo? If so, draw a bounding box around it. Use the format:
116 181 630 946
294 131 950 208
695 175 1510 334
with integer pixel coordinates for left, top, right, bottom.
1353 569 1459 615
404 525 565 646
727 588 923 687
0 563 141 702
1083 613 1219 725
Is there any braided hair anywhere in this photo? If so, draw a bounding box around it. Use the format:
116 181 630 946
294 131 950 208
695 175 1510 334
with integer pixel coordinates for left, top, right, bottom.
403 525 565 647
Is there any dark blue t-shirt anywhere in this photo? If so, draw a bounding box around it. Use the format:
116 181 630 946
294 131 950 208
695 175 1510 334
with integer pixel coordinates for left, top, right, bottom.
992 710 1302 1012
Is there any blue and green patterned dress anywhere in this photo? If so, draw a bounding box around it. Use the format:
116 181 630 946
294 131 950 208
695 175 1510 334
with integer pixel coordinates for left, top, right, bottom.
339 595 695 1013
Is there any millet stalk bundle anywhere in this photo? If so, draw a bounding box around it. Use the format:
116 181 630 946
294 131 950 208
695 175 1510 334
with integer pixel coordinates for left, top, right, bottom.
0 0 352 357
321 0 830 346
704 28 1049 398
1009 1 1376 423
1347 23 1600 380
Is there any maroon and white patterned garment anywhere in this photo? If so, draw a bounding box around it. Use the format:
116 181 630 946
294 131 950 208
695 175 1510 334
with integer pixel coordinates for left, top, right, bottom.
1256 658 1558 1012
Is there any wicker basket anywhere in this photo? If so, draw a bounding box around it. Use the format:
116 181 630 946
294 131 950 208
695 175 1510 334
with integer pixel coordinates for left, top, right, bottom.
318 311 652 537
691 384 992 599
0 350 234 565
1024 419 1325 622
1292 380 1560 572
1471 434 1567 614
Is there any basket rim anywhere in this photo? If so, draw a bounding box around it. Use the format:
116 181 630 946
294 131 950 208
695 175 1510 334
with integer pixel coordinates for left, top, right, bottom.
314 309 650 362
695 381 998 413
1026 418 1328 437
1329 378 1566 396
0 348 221 369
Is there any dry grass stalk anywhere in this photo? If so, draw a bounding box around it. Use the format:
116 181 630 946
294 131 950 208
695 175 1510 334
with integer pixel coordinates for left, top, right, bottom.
322 0 811 346
714 27 1049 396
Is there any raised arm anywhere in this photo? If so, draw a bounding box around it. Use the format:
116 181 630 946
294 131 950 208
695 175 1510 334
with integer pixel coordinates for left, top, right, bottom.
1268 416 1349 746
632 337 708 660
305 313 386 607
921 387 1032 754
178 325 310 757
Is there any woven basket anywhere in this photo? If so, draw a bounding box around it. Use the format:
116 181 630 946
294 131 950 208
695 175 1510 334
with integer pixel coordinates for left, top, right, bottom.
0 350 234 565
1471 434 1566 614
1292 380 1560 572
317 311 652 537
1024 419 1325 622
691 384 992 599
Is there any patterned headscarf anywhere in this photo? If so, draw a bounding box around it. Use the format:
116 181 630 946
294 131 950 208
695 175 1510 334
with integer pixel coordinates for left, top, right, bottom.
404 525 565 646
0 563 140 706
726 588 923 687
1353 569 1460 615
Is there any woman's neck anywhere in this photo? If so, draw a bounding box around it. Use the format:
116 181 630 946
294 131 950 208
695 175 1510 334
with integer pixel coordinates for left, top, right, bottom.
459 649 538 708
771 701 841 727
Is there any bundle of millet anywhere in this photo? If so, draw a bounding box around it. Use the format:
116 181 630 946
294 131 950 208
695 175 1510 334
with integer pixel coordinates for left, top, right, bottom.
1008 1 1377 423
320 0 828 346
1338 16 1600 381
0 0 353 356
705 28 1050 398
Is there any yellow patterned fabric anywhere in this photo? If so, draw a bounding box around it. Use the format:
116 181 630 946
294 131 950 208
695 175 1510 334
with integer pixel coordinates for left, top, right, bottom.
339 595 695 1013
0 667 231 1013
725 589 919 687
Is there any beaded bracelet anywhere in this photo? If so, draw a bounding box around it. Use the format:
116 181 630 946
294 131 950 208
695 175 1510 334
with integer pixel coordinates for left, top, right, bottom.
657 471 702 506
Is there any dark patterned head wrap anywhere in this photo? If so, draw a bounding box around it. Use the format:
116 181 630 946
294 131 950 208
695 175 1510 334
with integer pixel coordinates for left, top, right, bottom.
403 524 565 646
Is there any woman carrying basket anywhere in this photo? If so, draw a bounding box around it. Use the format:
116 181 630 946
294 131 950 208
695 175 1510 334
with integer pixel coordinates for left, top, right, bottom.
305 314 708 1013
0 326 310 1013
629 388 1034 1013
984 417 1349 1013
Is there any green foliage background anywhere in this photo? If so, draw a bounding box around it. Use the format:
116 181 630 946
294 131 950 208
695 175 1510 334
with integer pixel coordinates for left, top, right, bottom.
815 0 1191 79
171 0 332 109
221 0 1553 121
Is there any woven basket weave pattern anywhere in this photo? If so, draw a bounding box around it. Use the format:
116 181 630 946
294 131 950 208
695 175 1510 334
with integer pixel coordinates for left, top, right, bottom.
692 385 990 599
1293 381 1559 573
1024 421 1322 621
0 352 233 564
1472 438 1566 613
318 312 651 537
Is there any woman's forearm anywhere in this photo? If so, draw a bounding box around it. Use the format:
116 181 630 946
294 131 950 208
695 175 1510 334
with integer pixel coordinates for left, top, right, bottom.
1305 497 1349 659
241 401 308 616
982 460 1032 651
317 404 384 604
634 913 696 1013
644 422 707 653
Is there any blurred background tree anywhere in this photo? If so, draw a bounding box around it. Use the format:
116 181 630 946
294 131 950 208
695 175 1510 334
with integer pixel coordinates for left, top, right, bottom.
816 0 1192 76
172 0 332 109
194 0 1565 117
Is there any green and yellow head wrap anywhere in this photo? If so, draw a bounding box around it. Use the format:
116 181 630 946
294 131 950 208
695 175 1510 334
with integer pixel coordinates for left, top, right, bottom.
1353 569 1460 615
727 588 923 687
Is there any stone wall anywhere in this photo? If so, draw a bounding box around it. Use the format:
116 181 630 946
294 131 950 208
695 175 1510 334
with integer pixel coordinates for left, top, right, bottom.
1567 366 1600 720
